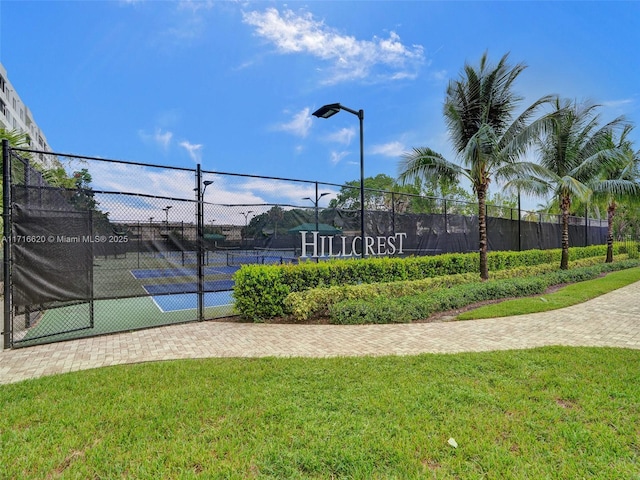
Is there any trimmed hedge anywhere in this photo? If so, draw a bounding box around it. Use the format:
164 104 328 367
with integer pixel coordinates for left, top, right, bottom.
284 256 613 322
328 260 640 325
233 244 620 320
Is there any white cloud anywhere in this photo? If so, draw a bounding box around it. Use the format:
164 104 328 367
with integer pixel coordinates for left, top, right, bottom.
179 140 203 162
601 98 633 108
155 129 173 150
236 178 339 206
177 0 215 13
370 141 406 157
274 108 313 137
64 159 344 225
431 69 448 83
330 150 350 165
243 7 425 84
139 128 174 151
327 127 355 145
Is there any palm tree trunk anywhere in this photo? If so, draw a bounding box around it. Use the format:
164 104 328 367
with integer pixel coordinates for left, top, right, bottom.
478 184 489 280
606 200 616 263
560 194 570 270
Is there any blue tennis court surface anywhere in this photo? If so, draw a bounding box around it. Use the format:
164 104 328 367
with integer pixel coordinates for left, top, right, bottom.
151 291 234 312
143 280 234 295
131 266 239 279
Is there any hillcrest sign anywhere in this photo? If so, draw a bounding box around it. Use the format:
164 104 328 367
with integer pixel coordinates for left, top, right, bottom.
298 231 407 258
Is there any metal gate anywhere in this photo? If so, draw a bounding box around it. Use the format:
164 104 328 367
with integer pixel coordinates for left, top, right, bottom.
2 142 228 349
3 143 97 347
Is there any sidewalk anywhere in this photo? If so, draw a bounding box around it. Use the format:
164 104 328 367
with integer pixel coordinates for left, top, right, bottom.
2 281 639 385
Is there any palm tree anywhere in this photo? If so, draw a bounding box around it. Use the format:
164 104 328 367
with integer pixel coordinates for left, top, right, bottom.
1 129 33 234
521 98 626 269
398 52 554 280
1 128 31 149
589 125 640 262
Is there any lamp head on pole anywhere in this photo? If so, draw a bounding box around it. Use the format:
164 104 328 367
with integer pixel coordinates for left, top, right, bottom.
312 103 341 119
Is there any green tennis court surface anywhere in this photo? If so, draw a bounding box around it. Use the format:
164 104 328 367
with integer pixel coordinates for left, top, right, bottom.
17 295 235 347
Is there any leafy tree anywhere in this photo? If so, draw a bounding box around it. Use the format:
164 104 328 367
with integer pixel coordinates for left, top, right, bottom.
399 52 554 279
486 191 519 219
246 207 314 239
612 201 640 241
42 166 75 189
328 174 399 210
267 205 285 238
70 168 98 211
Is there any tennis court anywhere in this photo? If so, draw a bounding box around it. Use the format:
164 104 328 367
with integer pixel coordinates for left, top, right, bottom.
224 248 299 266
131 258 238 312
150 291 234 313
131 265 239 279
16 294 236 347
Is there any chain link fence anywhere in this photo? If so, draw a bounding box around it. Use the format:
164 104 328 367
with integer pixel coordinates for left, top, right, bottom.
2 144 615 348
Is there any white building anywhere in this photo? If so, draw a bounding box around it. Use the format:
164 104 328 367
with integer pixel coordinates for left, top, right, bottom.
0 62 54 167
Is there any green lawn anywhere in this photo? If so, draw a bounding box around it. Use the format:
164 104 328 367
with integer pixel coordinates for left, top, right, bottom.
1 347 639 478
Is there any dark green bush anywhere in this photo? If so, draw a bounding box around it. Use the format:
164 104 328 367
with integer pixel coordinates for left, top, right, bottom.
284 256 608 322
328 260 640 325
232 265 290 321
233 245 621 321
329 276 549 325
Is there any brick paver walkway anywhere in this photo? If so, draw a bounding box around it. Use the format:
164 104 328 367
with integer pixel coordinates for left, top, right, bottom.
1 281 639 385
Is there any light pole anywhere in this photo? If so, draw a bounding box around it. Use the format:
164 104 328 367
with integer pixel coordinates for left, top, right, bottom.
199 180 214 233
163 205 172 228
240 211 254 247
313 103 365 258
195 169 214 322
149 217 154 240
303 189 330 233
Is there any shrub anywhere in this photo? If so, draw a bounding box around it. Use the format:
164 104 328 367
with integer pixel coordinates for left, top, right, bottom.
328 276 549 325
232 265 290 321
233 245 619 321
626 242 639 259
284 255 610 322
328 260 640 325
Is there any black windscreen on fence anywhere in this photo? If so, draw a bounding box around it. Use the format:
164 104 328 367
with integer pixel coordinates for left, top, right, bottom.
11 193 93 312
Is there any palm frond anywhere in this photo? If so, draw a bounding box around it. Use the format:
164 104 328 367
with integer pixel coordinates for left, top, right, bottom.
397 147 463 186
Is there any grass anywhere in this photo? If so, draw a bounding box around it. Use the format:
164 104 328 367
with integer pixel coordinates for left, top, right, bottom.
1 347 639 478
456 266 640 320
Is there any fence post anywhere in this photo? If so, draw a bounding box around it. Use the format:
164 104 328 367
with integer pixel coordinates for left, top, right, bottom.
443 198 448 233
585 205 589 247
518 192 522 251
391 191 396 235
3 139 12 349
196 164 204 322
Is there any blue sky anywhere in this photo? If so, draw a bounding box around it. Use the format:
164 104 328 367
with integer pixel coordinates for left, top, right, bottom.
1 0 639 216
